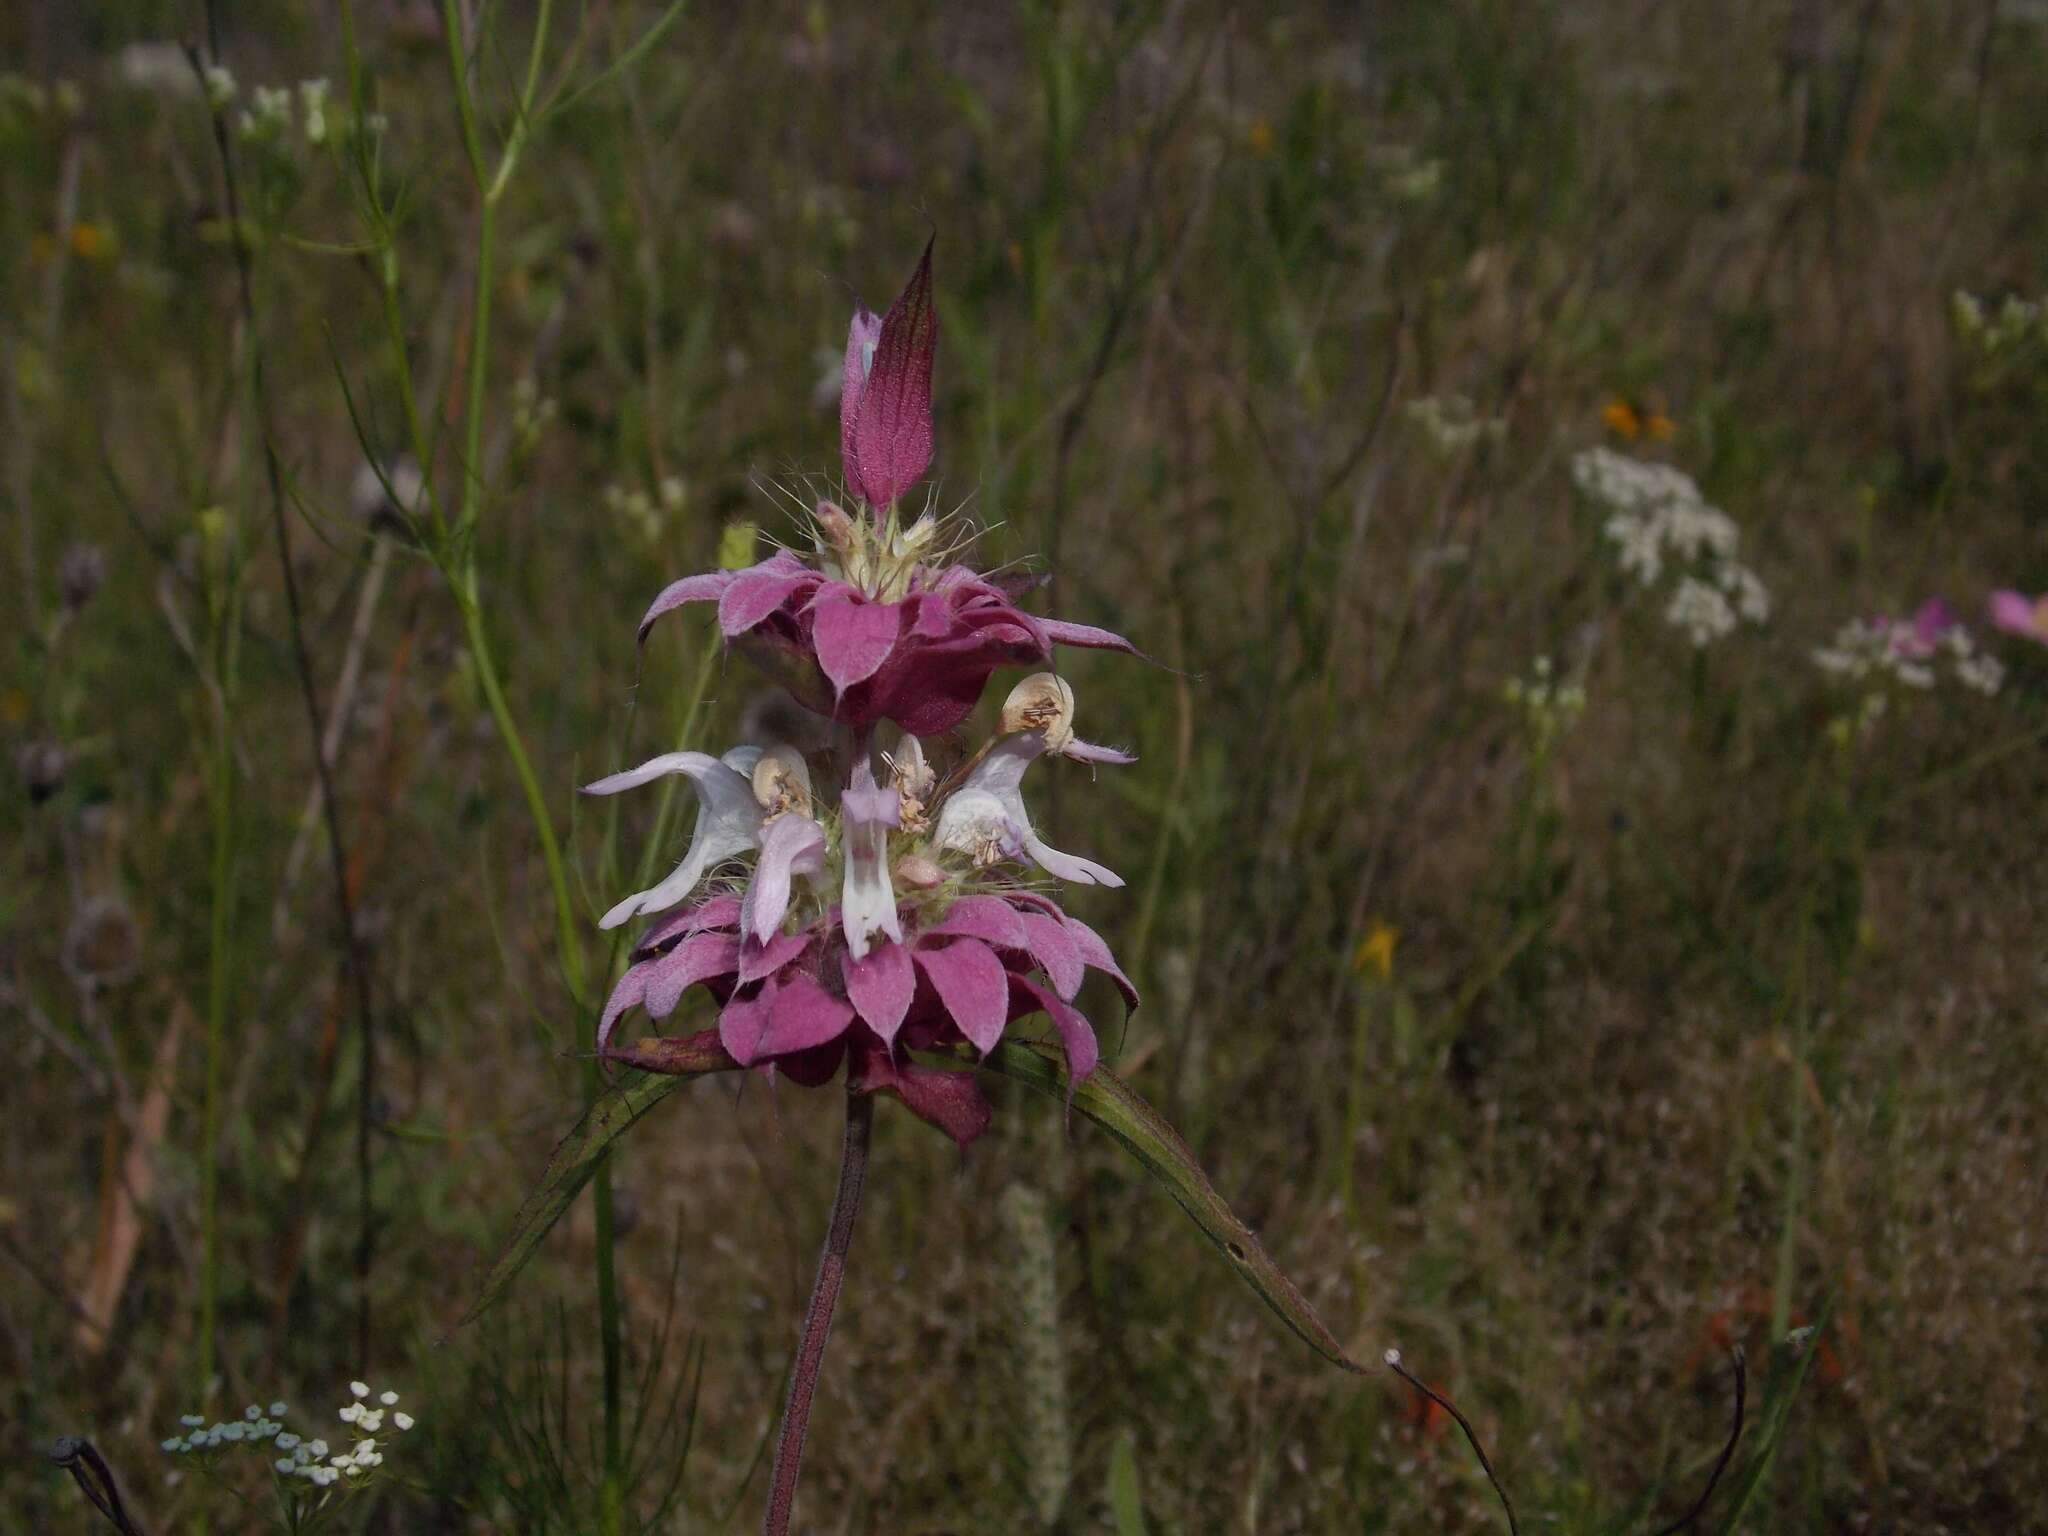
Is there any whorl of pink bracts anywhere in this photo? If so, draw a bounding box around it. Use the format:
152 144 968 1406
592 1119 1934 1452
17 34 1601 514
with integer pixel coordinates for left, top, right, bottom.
598 888 1136 1146
635 554 1140 736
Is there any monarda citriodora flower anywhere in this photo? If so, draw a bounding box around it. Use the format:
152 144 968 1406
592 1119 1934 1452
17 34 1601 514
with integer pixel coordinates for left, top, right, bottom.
630 243 1139 737
591 245 1139 1147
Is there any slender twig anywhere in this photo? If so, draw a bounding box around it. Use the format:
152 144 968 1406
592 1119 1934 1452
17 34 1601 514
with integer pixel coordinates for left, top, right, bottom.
190 16 383 1371
1384 1350 1519 1536
762 1091 874 1536
49 1437 150 1536
1647 1347 1748 1536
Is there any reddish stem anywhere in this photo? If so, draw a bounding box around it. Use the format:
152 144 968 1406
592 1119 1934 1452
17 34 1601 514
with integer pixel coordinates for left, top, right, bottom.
762 1090 873 1536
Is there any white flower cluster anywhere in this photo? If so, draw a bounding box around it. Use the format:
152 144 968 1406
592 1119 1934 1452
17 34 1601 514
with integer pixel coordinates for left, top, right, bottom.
0 73 83 121
1404 393 1506 456
604 476 688 545
1503 654 1588 754
1812 618 2004 696
1572 447 1771 647
1952 289 2046 357
161 1383 416 1492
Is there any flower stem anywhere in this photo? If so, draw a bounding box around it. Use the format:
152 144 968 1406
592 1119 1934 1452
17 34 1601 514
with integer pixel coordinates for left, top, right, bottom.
763 1091 873 1536
440 7 618 1516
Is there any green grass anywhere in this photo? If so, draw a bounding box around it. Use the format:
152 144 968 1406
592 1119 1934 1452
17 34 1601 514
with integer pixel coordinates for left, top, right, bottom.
5 2 2048 1531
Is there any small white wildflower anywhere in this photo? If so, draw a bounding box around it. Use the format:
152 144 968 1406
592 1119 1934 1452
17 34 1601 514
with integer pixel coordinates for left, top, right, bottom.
203 64 236 108
245 1405 261 1420
180 1415 204 1428
1719 563 1772 624
378 1390 398 1406
221 1423 247 1443
1894 661 1936 689
276 1433 300 1451
1404 394 1505 456
393 1412 414 1431
357 1409 385 1433
339 1402 362 1425
307 1439 329 1458
269 1401 288 1416
161 1439 185 1453
1957 652 2005 695
1665 576 1737 646
275 1458 295 1474
1603 509 1664 585
299 78 330 144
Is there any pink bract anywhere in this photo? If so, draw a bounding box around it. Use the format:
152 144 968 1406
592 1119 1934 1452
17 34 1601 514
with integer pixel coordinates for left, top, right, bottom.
1988 589 2048 645
636 553 1139 735
599 886 1137 1146
840 238 938 512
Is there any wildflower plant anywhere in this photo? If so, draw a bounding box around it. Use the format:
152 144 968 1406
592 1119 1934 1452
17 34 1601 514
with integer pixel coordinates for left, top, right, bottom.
468 245 1491 1533
1571 446 1771 647
159 1385 417 1530
1811 599 2004 700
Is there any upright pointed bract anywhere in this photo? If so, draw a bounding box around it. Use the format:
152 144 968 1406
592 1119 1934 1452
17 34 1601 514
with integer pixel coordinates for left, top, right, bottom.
842 238 938 512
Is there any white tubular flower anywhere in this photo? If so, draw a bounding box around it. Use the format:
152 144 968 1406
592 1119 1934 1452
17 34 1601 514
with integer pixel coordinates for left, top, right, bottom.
936 735 1123 887
741 809 827 942
839 762 903 961
582 747 767 928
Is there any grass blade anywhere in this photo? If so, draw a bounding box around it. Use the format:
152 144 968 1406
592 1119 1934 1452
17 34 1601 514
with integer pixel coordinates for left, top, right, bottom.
461 1032 737 1325
978 1040 1368 1374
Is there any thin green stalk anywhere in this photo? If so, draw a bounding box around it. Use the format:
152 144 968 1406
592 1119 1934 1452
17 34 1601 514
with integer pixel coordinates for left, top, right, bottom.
439 6 618 1520
459 593 588 1003
196 497 246 1414
197 685 233 1397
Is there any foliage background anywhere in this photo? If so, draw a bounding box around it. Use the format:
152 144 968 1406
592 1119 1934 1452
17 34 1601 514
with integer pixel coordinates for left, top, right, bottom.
4 1 2046 1531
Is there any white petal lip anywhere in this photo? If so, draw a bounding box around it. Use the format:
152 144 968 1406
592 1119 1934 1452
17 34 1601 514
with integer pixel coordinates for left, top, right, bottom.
741 812 828 941
949 734 1124 888
840 769 903 961
583 749 766 929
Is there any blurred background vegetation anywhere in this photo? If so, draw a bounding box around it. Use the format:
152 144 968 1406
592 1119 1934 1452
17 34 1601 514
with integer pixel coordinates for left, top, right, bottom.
5 0 2047 1531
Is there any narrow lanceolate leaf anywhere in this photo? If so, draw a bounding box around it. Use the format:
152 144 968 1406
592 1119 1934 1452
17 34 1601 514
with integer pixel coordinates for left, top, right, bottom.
978 1040 1368 1375
461 1034 739 1325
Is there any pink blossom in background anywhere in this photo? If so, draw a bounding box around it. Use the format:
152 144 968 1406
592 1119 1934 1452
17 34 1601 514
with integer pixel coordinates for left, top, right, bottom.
1988 589 2048 645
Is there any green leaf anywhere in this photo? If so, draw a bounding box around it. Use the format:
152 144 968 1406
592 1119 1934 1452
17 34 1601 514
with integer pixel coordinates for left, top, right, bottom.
1712 1299 1836 1534
1107 1430 1150 1536
978 1040 1368 1375
461 1032 738 1325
